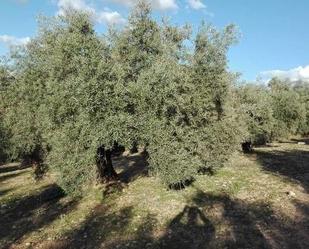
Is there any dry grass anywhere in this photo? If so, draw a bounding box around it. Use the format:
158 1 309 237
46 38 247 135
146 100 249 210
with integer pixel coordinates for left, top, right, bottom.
0 138 308 249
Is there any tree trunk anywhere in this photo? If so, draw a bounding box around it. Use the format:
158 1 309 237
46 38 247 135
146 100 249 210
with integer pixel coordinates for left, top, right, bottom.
32 162 46 181
112 142 125 156
21 147 46 180
96 146 118 182
130 141 138 154
242 141 253 154
215 99 223 121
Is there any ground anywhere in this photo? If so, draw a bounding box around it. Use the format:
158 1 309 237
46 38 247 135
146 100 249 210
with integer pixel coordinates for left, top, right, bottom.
0 138 308 249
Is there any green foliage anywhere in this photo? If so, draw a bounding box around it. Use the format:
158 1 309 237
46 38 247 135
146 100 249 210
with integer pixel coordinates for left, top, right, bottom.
4 1 308 195
269 78 306 139
30 11 124 195
112 1 162 83
0 45 48 167
294 82 309 135
0 67 9 162
131 22 242 186
0 2 244 193
236 84 274 145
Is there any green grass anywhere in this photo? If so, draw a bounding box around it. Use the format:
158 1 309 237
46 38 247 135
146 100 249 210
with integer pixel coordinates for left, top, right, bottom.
0 139 308 249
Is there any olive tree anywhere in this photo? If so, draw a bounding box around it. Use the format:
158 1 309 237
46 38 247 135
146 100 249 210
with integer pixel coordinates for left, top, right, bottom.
1 1 248 194
269 78 306 139
0 65 12 163
293 81 309 135
0 52 47 178
236 84 274 152
131 22 243 188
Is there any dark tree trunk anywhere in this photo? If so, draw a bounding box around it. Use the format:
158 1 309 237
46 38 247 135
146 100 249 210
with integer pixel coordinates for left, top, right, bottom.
242 141 253 154
96 146 118 182
130 141 138 154
32 162 46 181
215 98 223 121
112 142 125 156
21 147 46 180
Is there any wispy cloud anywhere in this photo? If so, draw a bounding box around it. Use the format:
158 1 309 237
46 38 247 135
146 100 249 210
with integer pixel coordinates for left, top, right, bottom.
56 0 126 25
260 65 309 82
0 35 30 46
56 0 94 16
187 0 206 10
107 0 179 11
97 9 126 25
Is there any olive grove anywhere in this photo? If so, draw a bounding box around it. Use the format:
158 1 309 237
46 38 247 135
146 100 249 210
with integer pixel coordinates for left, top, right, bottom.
0 1 308 195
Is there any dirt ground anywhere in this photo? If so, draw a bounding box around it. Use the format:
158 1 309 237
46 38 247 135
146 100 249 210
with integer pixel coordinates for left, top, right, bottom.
0 138 308 249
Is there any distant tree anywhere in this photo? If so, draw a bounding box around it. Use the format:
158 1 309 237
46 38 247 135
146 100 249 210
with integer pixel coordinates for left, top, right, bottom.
0 45 48 178
293 81 309 135
0 66 12 163
269 78 306 139
236 84 274 152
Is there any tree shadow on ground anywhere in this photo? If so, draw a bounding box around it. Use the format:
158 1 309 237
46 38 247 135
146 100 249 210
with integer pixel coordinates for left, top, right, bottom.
254 149 309 192
49 188 309 249
292 199 309 241
0 187 15 196
50 205 136 249
291 137 309 145
0 170 28 183
113 152 149 184
189 190 309 249
105 192 273 249
0 163 30 174
0 184 77 249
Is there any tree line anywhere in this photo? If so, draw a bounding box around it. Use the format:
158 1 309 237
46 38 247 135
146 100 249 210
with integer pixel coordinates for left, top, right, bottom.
0 1 308 196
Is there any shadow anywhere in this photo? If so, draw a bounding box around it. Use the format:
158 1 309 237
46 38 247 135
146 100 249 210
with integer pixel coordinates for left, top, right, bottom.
168 178 195 190
113 153 149 184
189 190 309 249
0 163 30 174
102 181 126 198
44 187 309 249
96 152 149 197
254 144 280 148
254 149 309 191
292 199 309 242
103 213 159 249
0 171 27 183
108 190 308 249
191 191 273 249
0 188 15 196
51 205 136 249
291 137 309 145
0 184 77 249
105 204 215 249
157 205 215 249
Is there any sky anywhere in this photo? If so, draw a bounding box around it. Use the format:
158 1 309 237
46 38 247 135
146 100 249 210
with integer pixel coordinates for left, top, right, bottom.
0 0 309 82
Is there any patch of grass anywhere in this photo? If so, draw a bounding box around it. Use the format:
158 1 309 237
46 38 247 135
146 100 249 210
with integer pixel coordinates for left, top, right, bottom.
0 139 308 249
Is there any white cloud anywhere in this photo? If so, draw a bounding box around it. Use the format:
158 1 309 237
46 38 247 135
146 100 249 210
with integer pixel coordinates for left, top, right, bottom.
97 10 126 25
0 35 30 46
107 0 178 10
57 0 95 16
187 0 206 10
56 0 126 25
260 65 309 82
154 0 178 10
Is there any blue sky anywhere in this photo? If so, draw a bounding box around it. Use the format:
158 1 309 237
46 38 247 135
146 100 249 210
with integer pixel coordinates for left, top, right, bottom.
1 0 309 82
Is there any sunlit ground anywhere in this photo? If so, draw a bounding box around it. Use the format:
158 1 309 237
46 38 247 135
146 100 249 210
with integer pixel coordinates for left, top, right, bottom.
1 138 308 249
